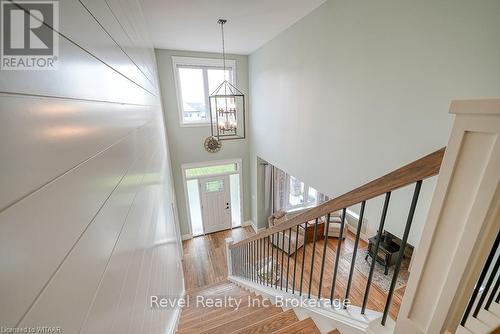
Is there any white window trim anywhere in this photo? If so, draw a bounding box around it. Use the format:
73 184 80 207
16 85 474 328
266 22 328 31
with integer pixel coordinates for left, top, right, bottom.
172 56 237 127
284 175 319 211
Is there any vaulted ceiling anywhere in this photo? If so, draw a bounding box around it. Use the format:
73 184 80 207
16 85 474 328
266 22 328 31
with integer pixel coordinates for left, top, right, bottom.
139 0 326 55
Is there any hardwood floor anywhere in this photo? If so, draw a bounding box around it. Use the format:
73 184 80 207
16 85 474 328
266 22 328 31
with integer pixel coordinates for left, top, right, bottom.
182 226 405 321
182 227 255 291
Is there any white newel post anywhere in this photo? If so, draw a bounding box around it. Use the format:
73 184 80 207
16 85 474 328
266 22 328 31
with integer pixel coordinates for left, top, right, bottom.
226 237 234 276
395 99 500 334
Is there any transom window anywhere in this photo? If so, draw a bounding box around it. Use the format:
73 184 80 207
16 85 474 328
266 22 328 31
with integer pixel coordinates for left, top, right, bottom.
172 56 236 126
185 163 238 178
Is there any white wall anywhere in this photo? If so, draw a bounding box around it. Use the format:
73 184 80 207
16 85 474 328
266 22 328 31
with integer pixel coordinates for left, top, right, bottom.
155 49 251 236
249 0 500 245
0 1 184 333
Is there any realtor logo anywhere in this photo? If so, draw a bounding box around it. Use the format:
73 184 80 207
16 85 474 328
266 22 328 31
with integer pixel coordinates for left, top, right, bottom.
1 0 59 70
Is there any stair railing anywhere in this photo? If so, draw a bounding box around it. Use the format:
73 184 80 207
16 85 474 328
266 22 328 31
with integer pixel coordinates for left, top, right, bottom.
460 229 500 328
228 148 445 325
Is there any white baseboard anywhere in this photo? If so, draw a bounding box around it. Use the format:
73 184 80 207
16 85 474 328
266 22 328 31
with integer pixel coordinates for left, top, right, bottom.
242 220 270 233
242 220 253 227
181 234 192 241
243 220 257 232
165 289 185 334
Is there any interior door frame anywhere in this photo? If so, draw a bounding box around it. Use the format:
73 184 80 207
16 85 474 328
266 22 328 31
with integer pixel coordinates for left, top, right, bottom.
181 158 243 238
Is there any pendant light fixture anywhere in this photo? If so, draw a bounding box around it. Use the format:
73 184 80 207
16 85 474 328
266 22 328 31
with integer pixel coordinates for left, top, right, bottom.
208 19 246 141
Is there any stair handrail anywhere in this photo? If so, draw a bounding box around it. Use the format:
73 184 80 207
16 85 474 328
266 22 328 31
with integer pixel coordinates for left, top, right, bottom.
230 147 445 249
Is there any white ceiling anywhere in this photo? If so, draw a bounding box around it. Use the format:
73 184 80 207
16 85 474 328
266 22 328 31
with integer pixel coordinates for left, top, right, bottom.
139 0 326 55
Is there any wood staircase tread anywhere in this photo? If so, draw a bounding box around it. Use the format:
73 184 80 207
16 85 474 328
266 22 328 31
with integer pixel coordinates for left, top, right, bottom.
180 305 236 325
186 280 231 294
181 290 254 311
178 305 268 333
231 309 298 334
180 293 261 321
270 318 320 334
199 306 282 334
186 285 245 300
327 330 341 334
179 304 251 329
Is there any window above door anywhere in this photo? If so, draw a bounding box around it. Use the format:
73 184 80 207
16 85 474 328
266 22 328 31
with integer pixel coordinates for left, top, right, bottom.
185 162 238 179
172 56 236 126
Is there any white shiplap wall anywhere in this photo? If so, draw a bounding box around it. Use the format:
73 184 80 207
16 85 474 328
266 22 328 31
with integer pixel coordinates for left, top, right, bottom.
0 0 184 333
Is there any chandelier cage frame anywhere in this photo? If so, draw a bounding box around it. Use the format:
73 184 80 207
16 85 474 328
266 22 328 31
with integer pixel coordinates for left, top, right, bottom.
209 18 246 141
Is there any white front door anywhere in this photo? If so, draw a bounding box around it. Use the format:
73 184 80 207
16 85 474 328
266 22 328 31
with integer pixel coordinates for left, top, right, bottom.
200 175 232 234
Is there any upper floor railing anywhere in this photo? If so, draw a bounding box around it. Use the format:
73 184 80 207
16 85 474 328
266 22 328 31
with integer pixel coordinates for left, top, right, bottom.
229 147 445 325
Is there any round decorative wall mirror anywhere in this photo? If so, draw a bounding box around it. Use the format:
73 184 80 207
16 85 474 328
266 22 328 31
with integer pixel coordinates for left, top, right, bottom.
204 136 222 153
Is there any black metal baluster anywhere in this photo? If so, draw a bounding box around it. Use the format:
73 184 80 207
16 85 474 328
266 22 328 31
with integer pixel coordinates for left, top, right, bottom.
260 238 264 285
485 234 500 310
362 192 391 314
286 228 292 292
262 237 268 285
382 181 422 325
496 289 500 303
473 246 500 317
258 238 261 284
318 214 331 299
280 230 286 290
308 219 319 298
267 236 271 286
262 238 265 284
263 237 266 285
486 274 500 310
345 201 366 305
462 231 500 325
299 222 308 296
271 234 276 288
292 225 299 294
273 233 278 289
330 208 347 301
276 232 281 289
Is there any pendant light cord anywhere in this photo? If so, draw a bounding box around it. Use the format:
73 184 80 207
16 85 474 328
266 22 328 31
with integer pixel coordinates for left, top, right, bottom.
218 19 227 80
